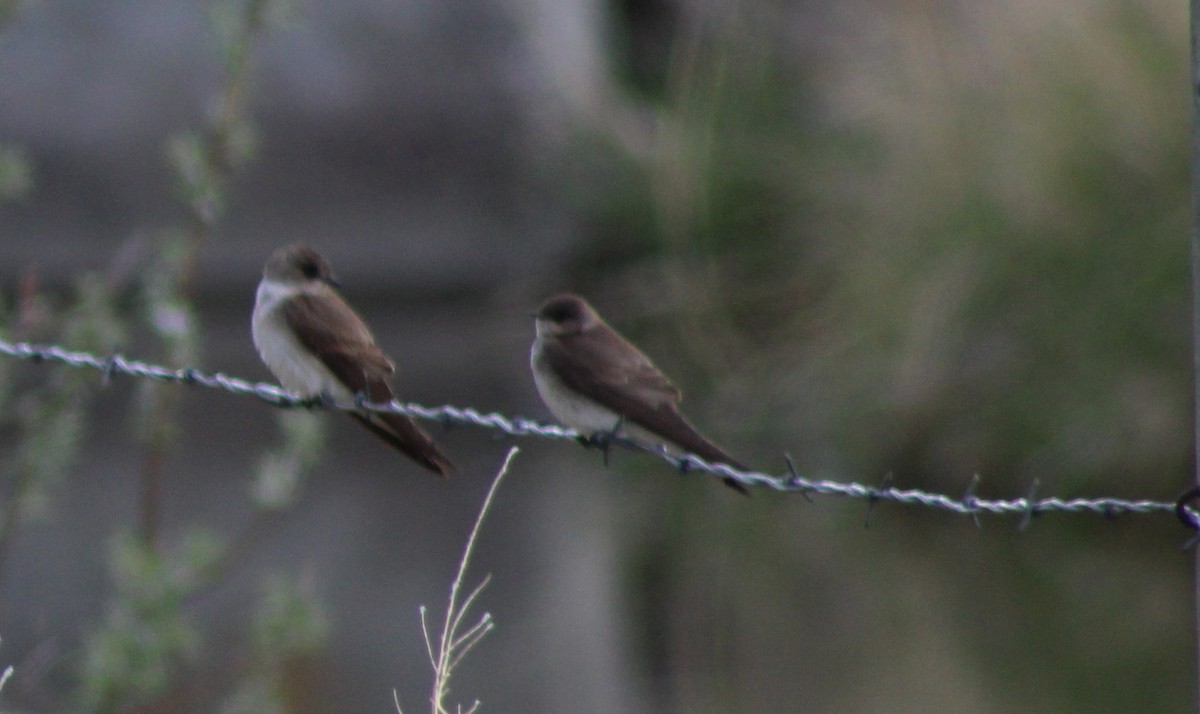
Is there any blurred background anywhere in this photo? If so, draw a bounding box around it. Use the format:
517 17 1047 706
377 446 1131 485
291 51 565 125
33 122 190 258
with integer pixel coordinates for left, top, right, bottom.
0 0 1192 711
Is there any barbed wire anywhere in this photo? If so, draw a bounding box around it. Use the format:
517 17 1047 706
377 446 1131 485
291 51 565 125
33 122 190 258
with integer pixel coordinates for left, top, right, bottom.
0 337 1191 529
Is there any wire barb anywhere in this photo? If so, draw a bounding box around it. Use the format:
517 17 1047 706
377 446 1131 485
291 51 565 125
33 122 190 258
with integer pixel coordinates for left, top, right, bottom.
961 474 983 529
864 472 894 529
783 453 813 503
0 337 1187 527
1018 479 1041 532
1176 486 1200 531
100 352 121 386
1174 486 1200 550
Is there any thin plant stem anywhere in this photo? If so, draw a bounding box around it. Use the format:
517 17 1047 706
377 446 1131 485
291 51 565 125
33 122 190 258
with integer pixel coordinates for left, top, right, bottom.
398 447 516 714
431 447 515 713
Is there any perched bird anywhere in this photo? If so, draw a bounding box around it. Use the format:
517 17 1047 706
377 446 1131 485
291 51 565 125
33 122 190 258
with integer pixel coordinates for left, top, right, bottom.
251 244 454 476
530 293 748 493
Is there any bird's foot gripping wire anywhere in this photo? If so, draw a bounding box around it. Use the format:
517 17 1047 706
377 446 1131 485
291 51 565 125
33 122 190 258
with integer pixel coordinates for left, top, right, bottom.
577 416 625 468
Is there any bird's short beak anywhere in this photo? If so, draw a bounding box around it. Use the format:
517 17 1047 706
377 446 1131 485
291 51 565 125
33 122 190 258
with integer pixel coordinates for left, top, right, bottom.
326 275 343 289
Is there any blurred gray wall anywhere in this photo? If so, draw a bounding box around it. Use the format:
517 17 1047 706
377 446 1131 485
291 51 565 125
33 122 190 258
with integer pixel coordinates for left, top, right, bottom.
0 1 659 711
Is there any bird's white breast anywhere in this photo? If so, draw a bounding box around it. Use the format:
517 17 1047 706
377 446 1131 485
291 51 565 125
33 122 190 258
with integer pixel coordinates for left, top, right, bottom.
531 338 632 436
252 279 353 401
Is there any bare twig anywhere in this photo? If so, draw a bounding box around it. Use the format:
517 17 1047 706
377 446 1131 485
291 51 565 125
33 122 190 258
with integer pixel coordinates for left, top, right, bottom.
397 447 516 714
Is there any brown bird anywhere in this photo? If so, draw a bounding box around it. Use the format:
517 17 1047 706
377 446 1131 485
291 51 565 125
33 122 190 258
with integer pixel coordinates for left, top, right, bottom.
251 244 454 476
530 293 748 493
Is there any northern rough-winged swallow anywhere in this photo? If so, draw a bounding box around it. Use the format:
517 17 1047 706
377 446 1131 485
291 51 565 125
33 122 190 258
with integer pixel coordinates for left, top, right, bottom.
530 293 748 493
252 244 454 476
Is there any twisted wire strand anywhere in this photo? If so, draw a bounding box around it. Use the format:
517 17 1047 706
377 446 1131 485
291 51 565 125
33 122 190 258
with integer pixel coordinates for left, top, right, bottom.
0 338 1186 523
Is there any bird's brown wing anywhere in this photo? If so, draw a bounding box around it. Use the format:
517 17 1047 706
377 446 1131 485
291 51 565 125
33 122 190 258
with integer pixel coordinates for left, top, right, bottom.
281 293 395 392
282 294 454 476
543 325 748 490
544 323 679 405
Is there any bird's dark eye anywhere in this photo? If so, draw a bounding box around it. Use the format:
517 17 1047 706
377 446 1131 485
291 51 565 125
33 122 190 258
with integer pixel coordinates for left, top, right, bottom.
545 302 578 323
300 261 320 279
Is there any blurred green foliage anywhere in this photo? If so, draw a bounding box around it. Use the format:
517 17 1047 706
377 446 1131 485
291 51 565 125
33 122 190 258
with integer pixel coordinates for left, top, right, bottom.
569 2 1191 712
572 1 1188 490
0 273 128 566
0 145 32 202
219 575 329 714
80 532 217 712
0 1 331 711
254 411 326 510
